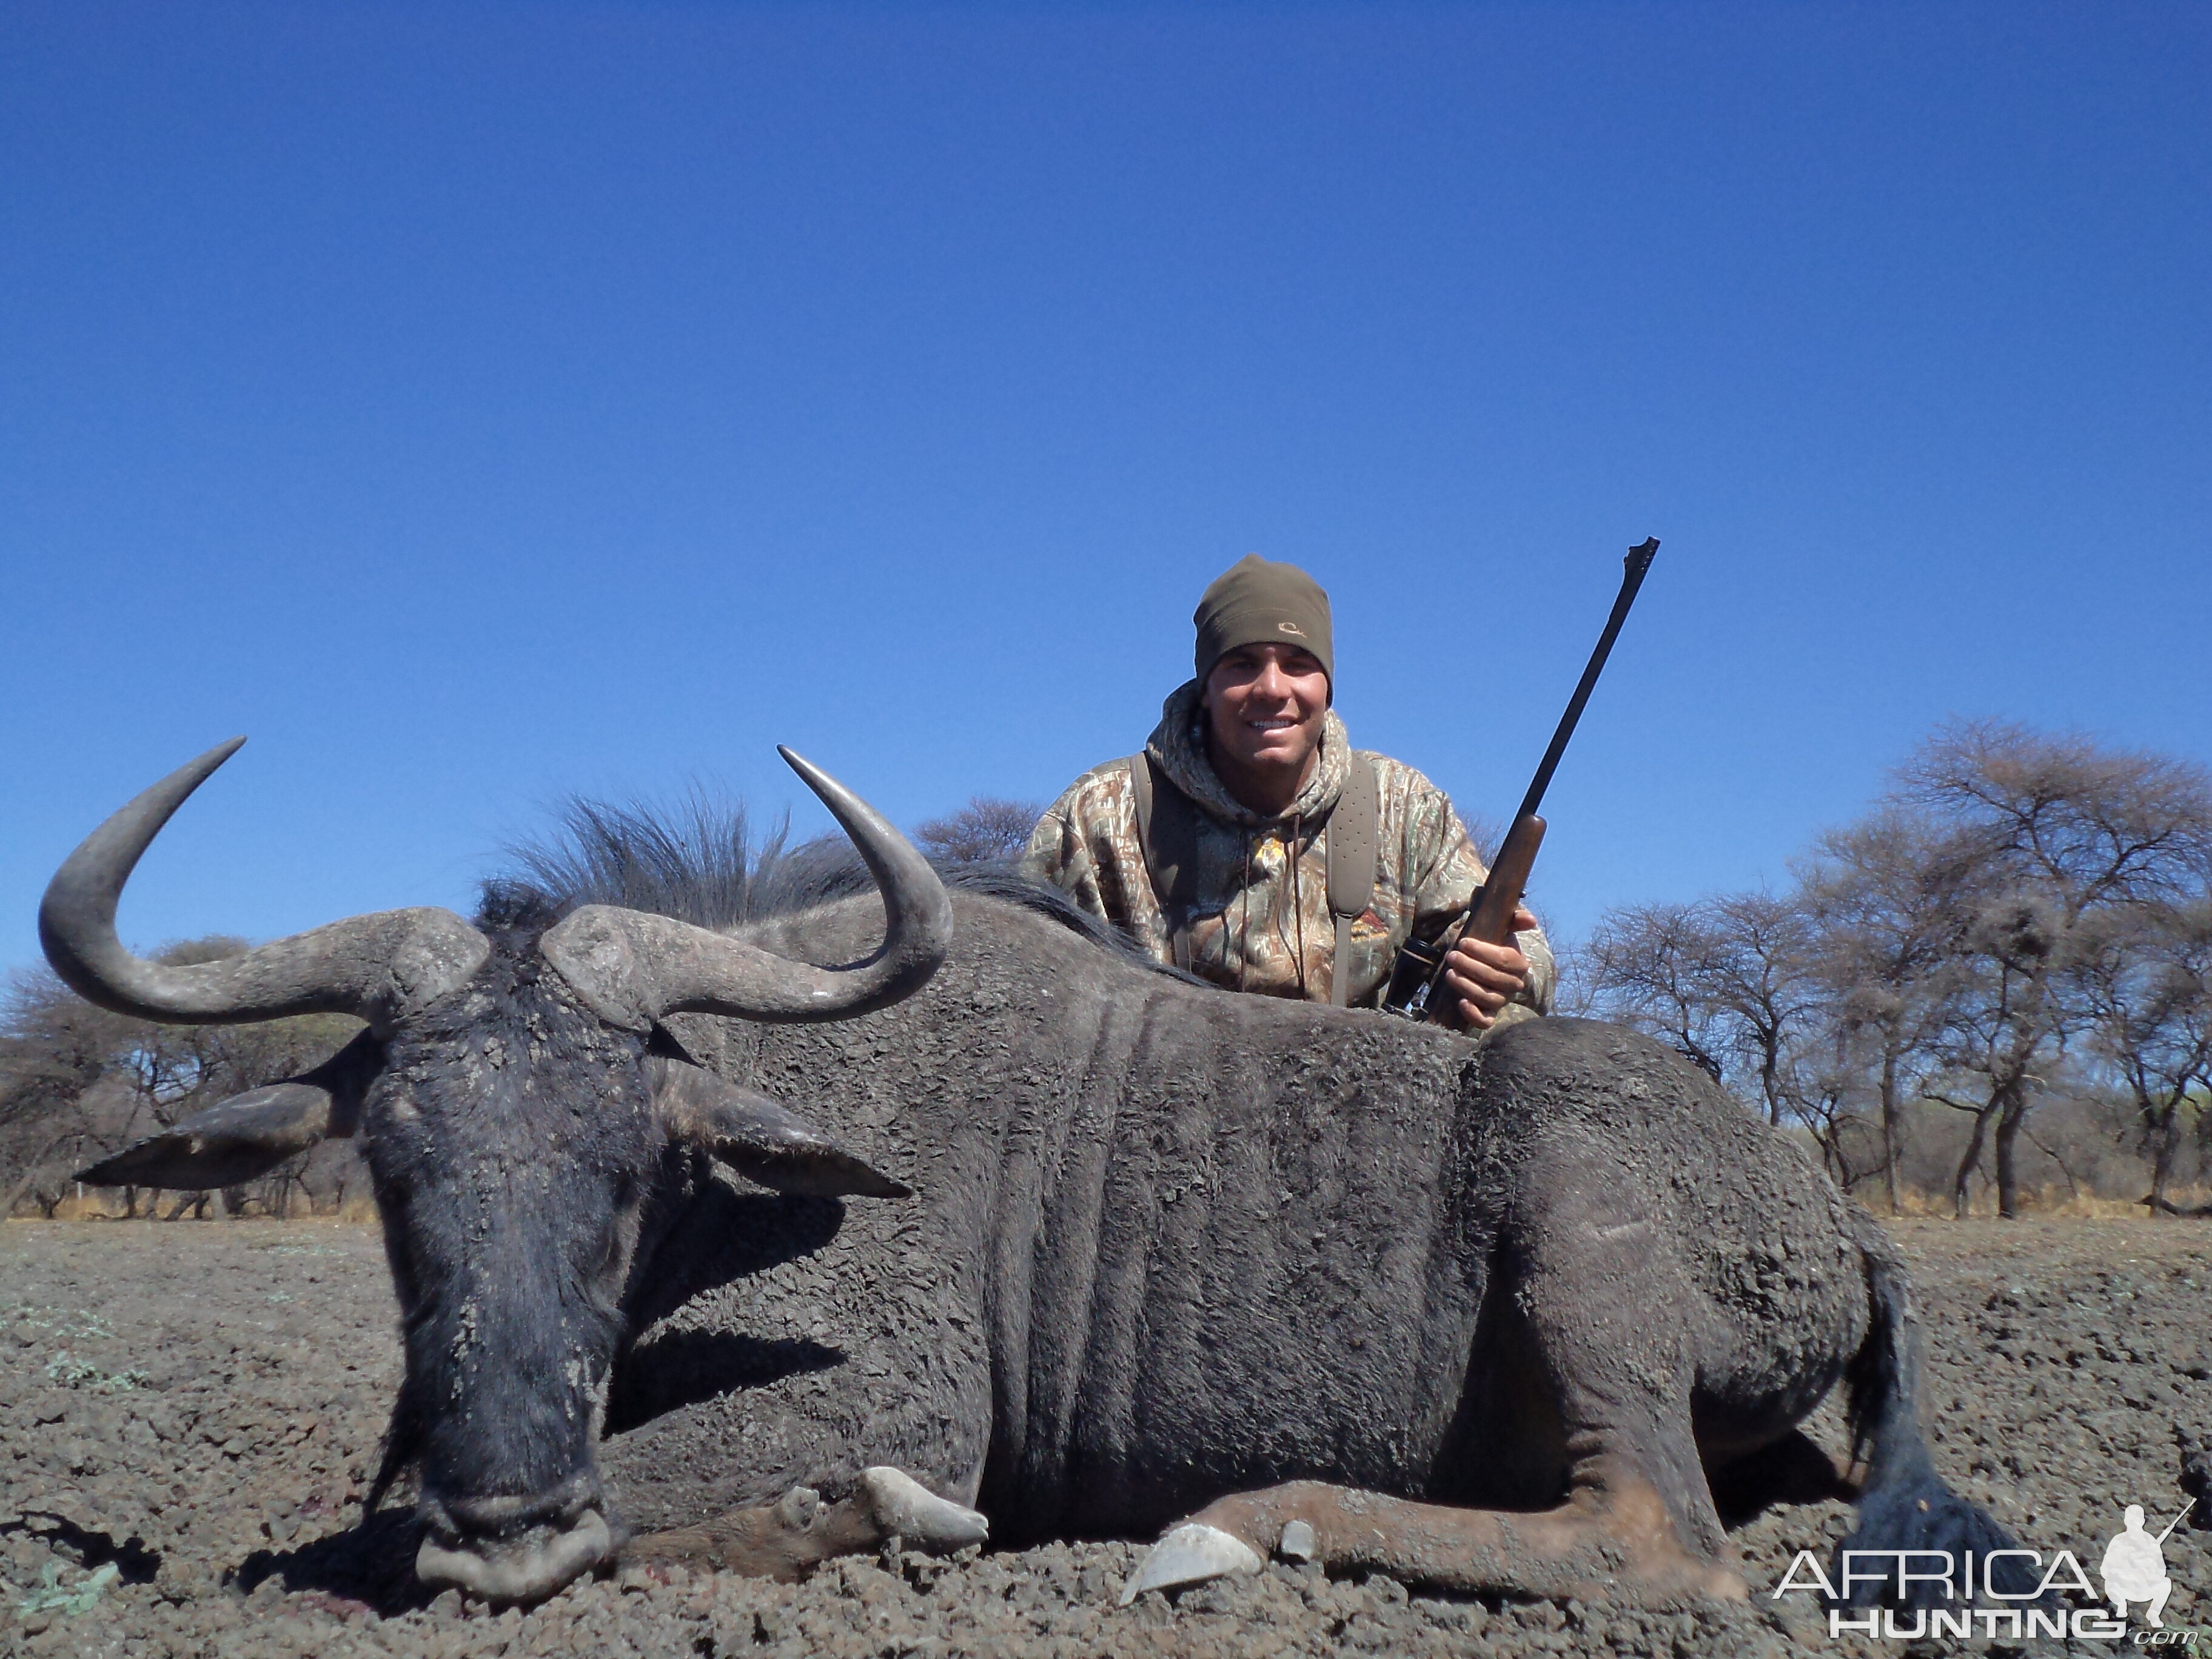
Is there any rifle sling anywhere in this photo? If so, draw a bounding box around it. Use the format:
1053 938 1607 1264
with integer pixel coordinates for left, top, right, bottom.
1128 754 1195 972
1327 751 1379 1007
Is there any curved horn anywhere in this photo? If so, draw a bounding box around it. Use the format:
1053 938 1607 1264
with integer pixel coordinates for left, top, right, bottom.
39 739 490 1029
541 747 953 1028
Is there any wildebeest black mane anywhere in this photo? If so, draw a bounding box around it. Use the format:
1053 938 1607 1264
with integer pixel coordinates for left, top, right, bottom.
486 790 1186 979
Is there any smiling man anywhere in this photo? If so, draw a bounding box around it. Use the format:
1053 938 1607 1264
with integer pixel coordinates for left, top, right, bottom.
1021 555 1552 1026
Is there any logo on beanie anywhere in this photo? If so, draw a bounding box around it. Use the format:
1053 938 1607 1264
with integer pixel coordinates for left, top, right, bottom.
1277 622 1307 637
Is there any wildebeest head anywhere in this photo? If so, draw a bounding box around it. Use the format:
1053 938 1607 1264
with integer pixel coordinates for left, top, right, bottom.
43 739 953 1603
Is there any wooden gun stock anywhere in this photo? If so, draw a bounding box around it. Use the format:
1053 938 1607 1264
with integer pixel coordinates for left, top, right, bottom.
1463 812 1546 948
1386 813 1548 1027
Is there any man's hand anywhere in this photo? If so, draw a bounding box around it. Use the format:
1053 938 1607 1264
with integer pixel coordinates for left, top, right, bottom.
1440 907 1540 1030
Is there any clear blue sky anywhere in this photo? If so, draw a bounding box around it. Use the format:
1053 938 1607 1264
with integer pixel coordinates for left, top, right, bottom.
4 1 2207 974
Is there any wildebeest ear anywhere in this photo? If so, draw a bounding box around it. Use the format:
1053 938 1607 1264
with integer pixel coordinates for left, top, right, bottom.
652 1059 912 1199
73 1029 385 1191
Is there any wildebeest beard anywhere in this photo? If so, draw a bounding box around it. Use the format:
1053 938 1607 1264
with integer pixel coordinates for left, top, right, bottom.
360 924 663 1561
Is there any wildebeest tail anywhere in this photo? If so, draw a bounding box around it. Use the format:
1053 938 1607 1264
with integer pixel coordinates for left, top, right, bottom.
1833 1218 2040 1611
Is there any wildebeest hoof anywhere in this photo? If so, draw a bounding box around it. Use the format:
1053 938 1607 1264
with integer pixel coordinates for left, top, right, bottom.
774 1486 825 1531
1276 1519 1318 1563
858 1467 988 1554
1119 1523 1263 1604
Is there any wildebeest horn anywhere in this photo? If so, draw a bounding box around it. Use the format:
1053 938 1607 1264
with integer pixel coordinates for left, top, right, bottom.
39 739 491 1030
540 747 953 1028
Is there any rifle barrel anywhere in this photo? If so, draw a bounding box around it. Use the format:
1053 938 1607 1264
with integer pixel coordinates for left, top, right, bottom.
2155 1499 2196 1544
1513 538 1659 824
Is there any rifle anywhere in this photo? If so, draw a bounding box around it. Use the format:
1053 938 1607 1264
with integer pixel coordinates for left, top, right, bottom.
1382 537 1660 1024
2154 1499 2196 1546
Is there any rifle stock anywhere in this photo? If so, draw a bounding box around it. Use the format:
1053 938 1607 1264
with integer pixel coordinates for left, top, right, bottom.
1404 813 1544 1024
1463 813 1545 947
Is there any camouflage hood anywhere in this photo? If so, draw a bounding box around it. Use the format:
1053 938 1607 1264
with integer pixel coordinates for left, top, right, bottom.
1144 680 1352 830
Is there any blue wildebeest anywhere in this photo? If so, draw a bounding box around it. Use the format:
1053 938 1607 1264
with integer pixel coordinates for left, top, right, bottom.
49 739 977 1601
52 745 2028 1612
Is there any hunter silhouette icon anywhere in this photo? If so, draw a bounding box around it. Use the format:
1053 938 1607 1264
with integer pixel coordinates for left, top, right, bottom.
2101 1500 2193 1626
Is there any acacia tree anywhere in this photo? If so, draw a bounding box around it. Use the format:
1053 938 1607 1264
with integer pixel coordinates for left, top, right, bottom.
1577 902 1735 1083
0 971 135 1215
1 941 358 1218
1903 721 2212 1218
1576 722 2212 1216
1703 891 1827 1129
1926 892 2073 1219
2073 900 2212 1213
1797 808 1971 1213
1577 892 1825 1127
914 797 1045 865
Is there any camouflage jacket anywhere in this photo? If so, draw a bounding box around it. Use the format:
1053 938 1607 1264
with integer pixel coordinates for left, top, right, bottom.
1020 682 1555 1014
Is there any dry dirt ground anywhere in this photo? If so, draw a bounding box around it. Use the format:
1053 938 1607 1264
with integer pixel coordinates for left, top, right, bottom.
3 1216 2207 1658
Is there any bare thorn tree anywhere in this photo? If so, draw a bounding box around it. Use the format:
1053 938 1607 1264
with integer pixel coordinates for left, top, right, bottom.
1 942 360 1219
1902 721 2212 1218
1577 893 1824 1129
914 797 1045 866
1798 807 1971 1213
2073 899 2212 1214
1577 902 1734 1083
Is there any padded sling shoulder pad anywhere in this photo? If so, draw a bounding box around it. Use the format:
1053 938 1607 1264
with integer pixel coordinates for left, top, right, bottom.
1327 754 1378 920
1327 754 1378 1006
1130 754 1198 970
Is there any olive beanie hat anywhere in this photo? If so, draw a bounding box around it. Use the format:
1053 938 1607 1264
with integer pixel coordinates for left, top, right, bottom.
1193 554 1335 686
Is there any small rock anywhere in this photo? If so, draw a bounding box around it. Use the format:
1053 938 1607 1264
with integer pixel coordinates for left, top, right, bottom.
1418 1598 1486 1635
1363 1569 1409 1603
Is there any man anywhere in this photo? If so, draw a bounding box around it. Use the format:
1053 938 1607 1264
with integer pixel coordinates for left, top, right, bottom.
1021 554 1552 1027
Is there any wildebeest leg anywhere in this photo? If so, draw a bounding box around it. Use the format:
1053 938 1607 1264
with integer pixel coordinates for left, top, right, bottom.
598 1183 996 1582
1501 1130 1737 1567
623 1466 987 1583
1125 1359 1744 1607
1127 1459 1744 1604
1130 1135 1747 1606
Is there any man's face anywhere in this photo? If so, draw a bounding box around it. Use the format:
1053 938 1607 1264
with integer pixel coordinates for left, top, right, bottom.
1203 643 1330 782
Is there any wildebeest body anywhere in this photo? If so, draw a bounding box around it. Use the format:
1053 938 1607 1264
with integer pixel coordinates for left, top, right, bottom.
55 745 2008 1606
601 886 1868 1563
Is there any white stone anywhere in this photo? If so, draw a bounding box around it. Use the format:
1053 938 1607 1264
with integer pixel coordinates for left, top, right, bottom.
1119 1523 1264 1604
